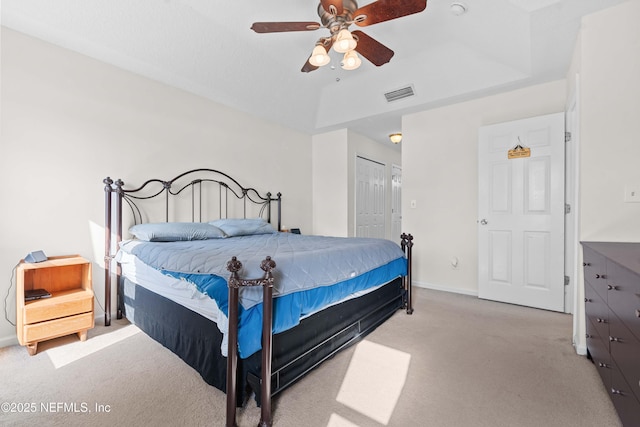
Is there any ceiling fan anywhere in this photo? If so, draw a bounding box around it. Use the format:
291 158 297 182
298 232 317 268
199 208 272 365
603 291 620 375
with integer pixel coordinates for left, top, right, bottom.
251 0 428 72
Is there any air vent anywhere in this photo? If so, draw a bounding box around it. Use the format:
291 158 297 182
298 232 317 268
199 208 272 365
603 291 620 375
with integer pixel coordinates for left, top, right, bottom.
384 85 415 102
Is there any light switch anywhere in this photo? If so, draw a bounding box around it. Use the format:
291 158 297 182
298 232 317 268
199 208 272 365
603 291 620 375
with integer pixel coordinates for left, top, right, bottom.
624 186 640 203
410 200 417 209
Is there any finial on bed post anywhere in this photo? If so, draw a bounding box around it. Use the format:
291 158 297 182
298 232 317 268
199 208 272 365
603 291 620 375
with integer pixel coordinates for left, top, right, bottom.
401 233 414 315
103 177 113 327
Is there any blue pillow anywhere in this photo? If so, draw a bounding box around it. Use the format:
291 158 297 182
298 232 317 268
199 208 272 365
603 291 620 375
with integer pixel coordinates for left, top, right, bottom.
129 222 226 242
208 218 276 237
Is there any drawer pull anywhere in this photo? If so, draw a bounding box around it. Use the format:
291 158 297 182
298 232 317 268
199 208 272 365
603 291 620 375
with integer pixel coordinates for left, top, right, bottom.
583 262 591 267
609 336 620 342
598 362 609 368
595 274 605 279
586 333 592 338
607 285 618 291
636 309 640 318
584 298 592 303
597 318 606 323
611 388 622 395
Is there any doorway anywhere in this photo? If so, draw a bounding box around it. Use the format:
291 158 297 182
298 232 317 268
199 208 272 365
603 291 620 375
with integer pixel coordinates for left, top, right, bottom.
478 113 565 311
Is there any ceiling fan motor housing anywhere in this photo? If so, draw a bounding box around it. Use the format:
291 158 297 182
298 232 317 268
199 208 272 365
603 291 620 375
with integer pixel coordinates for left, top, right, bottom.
318 0 358 34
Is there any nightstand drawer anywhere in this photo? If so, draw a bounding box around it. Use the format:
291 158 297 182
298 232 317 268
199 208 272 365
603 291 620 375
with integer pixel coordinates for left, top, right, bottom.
23 289 93 324
23 312 94 343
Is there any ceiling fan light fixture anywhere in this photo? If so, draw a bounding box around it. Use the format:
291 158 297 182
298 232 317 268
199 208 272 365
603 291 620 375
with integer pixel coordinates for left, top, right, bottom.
341 50 362 70
333 29 357 53
389 133 403 144
309 45 331 67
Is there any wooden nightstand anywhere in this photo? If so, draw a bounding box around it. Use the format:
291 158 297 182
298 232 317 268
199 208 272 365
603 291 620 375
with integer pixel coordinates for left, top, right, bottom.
16 255 94 355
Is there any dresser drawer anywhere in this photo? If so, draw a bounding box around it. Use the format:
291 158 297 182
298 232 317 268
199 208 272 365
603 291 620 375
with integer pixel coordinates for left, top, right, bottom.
611 359 640 427
23 288 93 324
587 317 612 390
610 312 640 403
585 282 609 340
583 245 609 302
607 261 640 341
23 312 94 343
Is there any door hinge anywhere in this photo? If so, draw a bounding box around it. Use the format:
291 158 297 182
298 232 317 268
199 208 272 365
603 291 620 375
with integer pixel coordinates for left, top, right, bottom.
565 131 572 142
565 203 571 214
565 275 570 286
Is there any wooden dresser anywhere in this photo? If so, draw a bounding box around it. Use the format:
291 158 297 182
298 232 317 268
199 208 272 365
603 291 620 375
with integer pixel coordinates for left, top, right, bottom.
582 242 640 426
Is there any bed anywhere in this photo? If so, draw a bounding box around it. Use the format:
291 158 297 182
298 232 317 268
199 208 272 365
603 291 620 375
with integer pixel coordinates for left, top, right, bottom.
103 169 414 427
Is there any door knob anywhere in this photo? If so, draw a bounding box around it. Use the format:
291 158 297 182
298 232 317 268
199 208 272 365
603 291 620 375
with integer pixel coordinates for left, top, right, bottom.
480 219 488 225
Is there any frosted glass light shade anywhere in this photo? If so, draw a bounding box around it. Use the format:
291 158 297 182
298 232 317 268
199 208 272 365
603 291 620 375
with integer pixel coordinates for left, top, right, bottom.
333 29 357 53
341 50 361 70
309 45 331 67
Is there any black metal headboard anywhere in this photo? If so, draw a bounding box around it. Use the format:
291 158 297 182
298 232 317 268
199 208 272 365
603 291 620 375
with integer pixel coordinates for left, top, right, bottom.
102 168 282 326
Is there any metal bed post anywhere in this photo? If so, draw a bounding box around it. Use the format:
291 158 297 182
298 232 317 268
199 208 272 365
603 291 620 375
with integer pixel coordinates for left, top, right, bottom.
276 193 282 231
226 256 276 427
114 179 124 320
103 178 113 327
401 233 414 315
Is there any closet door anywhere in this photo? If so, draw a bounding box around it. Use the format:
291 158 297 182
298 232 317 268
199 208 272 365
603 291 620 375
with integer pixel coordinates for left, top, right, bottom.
356 156 386 239
391 164 402 241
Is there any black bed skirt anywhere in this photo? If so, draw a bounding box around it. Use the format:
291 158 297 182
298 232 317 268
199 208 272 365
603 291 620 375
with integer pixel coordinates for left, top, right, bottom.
121 277 405 404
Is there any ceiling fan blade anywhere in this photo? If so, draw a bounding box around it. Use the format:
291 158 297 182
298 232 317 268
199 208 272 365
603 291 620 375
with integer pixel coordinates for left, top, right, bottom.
301 59 319 73
320 0 343 16
353 0 427 27
352 30 394 66
251 22 322 33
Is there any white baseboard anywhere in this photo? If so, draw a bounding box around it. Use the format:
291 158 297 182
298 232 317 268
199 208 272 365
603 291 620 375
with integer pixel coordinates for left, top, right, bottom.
413 281 479 297
573 335 587 356
0 334 18 348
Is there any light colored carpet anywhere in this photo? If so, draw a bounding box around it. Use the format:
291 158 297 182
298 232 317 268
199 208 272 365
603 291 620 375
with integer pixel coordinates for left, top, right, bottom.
0 288 622 427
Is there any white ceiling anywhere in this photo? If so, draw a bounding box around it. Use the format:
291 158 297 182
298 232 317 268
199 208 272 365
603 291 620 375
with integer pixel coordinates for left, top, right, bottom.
1 0 627 147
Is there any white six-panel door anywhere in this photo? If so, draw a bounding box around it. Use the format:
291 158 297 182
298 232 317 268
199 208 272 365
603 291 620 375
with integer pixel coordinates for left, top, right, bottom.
356 156 386 238
478 113 565 312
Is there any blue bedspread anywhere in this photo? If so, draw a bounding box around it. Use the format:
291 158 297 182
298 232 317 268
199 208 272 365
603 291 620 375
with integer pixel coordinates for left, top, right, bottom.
119 233 407 358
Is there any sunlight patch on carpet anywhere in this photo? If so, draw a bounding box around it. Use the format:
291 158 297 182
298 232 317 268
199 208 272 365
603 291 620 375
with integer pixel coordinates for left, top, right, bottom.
46 324 141 369
336 340 411 425
327 413 360 427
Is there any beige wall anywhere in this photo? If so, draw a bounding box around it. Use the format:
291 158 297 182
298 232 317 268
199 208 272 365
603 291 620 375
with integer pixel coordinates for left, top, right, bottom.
402 81 567 295
571 0 640 353
312 129 349 237
0 28 313 346
578 0 640 241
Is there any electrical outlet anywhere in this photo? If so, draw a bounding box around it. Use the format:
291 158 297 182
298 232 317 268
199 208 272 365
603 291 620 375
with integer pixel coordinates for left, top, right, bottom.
624 186 640 203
